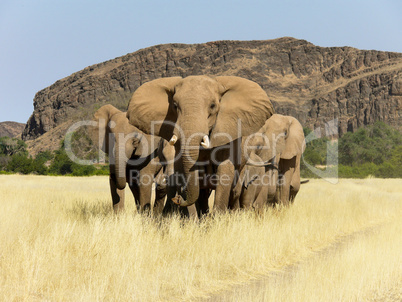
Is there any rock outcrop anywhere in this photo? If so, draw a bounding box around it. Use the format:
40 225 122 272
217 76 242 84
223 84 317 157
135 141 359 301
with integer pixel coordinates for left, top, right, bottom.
22 37 402 153
0 121 26 138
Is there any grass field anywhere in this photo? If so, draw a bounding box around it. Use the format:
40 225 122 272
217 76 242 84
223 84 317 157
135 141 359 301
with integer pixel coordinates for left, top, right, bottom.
0 175 401 301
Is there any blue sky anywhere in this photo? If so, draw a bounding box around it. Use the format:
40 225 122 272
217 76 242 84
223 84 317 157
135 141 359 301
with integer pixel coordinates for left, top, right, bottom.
1 0 401 123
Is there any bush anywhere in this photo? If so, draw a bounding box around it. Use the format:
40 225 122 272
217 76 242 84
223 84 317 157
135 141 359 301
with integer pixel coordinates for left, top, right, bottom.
71 165 96 176
93 165 110 175
48 148 76 175
339 122 401 165
6 154 35 174
0 155 11 170
301 122 401 179
1 139 103 176
5 153 48 175
0 137 27 156
35 150 54 163
48 147 101 176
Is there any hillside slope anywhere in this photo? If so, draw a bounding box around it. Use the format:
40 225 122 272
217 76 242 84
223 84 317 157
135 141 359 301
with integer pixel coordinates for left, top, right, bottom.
0 121 26 138
22 37 402 153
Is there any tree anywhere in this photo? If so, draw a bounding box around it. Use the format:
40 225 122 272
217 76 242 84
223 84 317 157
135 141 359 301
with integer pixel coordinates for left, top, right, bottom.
6 154 34 174
0 137 27 156
302 122 402 178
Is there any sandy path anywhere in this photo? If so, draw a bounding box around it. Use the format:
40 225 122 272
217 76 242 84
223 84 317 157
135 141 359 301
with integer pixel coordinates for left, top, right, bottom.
196 220 401 301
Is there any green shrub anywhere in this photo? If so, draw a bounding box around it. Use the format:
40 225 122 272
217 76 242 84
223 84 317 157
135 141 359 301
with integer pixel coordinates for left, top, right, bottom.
71 165 96 176
6 154 35 174
5 153 48 175
301 122 401 179
48 145 102 176
339 122 401 165
0 137 27 156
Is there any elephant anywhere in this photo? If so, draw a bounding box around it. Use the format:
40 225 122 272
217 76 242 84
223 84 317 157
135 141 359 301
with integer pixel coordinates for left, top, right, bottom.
126 75 274 211
92 104 175 214
232 114 306 209
231 155 267 210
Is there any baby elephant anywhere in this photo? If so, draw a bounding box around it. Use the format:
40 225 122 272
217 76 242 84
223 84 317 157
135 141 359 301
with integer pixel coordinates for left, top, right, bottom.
91 104 174 214
235 114 306 208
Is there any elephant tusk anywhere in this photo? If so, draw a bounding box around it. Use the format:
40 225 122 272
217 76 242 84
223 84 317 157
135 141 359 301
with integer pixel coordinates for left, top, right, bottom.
200 135 210 149
169 135 178 145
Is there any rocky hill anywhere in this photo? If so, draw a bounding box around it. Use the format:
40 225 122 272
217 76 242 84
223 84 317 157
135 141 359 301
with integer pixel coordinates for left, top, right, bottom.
0 121 25 138
22 37 402 154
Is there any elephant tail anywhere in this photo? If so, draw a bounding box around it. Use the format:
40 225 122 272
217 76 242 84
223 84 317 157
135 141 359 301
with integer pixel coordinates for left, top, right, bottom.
300 180 309 184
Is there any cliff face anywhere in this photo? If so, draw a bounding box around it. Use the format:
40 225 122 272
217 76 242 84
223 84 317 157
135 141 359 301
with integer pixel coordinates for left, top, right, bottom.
0 121 25 138
22 37 402 151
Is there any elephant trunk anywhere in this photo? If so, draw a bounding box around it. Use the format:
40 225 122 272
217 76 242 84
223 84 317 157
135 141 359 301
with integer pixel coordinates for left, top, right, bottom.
115 133 127 190
172 123 205 207
174 145 199 207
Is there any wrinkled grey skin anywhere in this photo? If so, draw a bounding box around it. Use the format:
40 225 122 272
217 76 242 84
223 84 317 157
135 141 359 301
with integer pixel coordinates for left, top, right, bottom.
231 114 306 209
92 104 175 214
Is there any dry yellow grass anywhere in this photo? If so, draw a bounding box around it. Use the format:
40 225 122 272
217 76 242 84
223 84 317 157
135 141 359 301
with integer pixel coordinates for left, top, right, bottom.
0 175 401 301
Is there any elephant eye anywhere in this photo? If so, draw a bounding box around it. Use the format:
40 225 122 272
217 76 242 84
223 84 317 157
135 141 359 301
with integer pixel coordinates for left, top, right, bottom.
210 103 216 110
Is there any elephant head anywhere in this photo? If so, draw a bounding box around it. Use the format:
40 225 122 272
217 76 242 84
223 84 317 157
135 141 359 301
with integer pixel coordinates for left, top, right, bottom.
92 104 154 190
243 114 306 167
126 75 274 207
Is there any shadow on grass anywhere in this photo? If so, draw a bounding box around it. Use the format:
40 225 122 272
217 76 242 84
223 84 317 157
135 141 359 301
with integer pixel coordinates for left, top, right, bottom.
66 199 114 222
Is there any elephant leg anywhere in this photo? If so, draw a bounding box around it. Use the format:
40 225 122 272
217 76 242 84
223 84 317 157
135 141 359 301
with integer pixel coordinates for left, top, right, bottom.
253 185 268 210
240 171 262 210
214 160 235 212
230 195 240 211
110 175 125 213
265 169 279 206
277 179 290 206
228 190 237 211
230 179 242 211
153 183 167 216
239 169 260 209
172 205 192 219
240 185 256 209
195 188 210 217
129 181 140 212
162 174 180 216
289 186 298 203
174 189 209 220
253 169 277 213
289 155 301 203
237 164 264 210
138 180 153 214
152 169 167 216
187 204 199 221
277 157 296 206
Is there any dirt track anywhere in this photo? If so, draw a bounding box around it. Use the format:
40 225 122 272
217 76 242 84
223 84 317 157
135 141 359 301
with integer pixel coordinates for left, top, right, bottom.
197 219 402 302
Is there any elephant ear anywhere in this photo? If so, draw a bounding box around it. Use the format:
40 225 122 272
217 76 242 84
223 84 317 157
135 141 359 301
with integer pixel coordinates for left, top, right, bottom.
127 77 182 140
210 76 274 147
91 104 122 154
281 116 306 160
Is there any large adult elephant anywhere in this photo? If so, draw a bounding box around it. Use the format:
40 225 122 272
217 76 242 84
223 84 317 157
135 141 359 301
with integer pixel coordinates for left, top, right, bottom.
233 114 306 208
92 104 175 213
126 76 274 209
